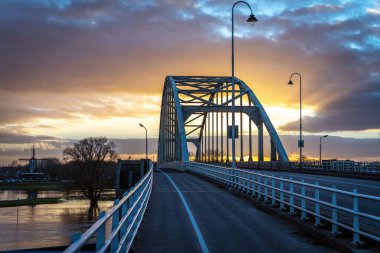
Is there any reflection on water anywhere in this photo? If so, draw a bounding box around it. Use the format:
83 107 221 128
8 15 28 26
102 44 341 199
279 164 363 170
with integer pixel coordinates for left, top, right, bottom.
0 197 113 251
0 190 63 201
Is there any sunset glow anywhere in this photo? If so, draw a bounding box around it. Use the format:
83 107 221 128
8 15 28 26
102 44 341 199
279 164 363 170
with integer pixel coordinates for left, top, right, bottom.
0 0 379 163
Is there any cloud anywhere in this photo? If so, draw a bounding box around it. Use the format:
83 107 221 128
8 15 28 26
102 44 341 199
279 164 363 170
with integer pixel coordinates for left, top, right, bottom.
0 131 62 144
280 89 380 132
0 92 161 127
0 0 379 139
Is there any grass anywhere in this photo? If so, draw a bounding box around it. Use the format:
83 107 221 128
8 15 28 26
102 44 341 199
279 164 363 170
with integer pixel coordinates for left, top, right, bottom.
0 197 63 207
0 182 65 190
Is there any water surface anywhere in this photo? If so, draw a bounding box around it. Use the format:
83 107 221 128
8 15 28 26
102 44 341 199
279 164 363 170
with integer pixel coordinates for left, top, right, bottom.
0 195 113 251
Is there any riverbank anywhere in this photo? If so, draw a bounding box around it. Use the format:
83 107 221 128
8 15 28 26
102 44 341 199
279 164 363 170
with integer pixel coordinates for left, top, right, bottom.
0 182 65 190
0 197 63 207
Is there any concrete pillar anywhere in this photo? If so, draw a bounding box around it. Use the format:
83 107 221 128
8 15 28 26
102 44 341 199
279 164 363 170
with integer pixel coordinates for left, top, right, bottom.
128 170 133 188
140 161 144 178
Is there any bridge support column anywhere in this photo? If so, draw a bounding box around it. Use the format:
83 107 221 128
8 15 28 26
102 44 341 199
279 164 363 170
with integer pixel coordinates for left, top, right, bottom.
248 99 253 162
258 122 264 161
270 138 277 161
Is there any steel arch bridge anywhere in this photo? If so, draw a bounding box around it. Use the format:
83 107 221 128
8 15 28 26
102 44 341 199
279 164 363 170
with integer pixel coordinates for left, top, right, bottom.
157 76 289 163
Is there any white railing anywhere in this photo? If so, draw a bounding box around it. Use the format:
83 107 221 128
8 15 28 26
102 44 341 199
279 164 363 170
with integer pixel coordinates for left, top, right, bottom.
301 161 380 174
64 161 153 253
186 162 380 245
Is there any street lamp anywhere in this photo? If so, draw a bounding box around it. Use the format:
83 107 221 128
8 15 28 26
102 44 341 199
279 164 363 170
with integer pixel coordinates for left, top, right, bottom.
139 123 148 160
319 135 328 167
287 73 303 168
231 1 258 168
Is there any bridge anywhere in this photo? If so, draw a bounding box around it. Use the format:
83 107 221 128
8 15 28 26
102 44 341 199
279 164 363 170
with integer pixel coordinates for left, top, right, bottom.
64 76 380 253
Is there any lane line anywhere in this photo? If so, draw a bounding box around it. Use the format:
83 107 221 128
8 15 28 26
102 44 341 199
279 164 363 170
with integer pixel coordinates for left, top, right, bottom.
157 168 210 253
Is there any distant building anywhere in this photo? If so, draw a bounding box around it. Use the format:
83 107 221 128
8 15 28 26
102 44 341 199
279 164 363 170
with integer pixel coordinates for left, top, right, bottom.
16 145 56 182
17 172 50 182
38 158 60 168
322 159 380 173
0 171 9 182
322 159 355 171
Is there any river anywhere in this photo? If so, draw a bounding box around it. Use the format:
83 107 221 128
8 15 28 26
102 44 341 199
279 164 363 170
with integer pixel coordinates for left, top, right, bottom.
0 190 114 251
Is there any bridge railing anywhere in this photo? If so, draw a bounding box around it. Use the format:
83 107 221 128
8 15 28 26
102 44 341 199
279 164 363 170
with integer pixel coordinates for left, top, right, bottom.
186 162 380 245
64 161 153 253
300 161 380 173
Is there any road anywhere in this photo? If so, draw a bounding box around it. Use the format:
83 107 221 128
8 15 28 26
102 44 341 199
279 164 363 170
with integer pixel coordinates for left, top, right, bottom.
135 168 336 253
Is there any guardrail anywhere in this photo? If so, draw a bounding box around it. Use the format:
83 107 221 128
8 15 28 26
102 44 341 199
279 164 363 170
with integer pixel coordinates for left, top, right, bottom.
186 162 380 245
189 160 380 174
299 161 380 174
64 161 153 253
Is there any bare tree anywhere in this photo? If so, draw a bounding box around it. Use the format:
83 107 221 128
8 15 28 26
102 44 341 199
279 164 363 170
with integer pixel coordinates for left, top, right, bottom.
63 137 118 216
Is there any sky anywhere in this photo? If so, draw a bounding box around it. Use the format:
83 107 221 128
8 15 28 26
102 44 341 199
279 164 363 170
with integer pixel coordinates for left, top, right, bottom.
0 0 379 164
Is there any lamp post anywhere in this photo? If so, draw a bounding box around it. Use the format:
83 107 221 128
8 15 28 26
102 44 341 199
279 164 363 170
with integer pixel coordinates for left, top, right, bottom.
319 135 328 167
231 1 258 168
139 123 148 160
287 73 303 168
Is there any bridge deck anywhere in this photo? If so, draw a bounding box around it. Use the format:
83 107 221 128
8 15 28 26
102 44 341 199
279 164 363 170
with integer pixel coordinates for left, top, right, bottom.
135 168 335 253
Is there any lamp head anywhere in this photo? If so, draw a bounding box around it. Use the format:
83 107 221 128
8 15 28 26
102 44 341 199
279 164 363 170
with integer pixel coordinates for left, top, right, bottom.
247 14 258 26
323 135 328 138
287 80 294 87
139 123 143 128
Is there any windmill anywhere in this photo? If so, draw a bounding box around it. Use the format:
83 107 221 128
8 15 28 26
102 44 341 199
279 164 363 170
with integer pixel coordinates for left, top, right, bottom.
18 145 49 173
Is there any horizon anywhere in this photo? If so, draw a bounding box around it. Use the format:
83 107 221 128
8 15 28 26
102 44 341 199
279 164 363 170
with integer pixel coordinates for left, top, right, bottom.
1 134 379 165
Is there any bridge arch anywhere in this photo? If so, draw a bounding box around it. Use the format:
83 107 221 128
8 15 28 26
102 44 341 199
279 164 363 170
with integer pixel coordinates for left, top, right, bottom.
158 76 289 163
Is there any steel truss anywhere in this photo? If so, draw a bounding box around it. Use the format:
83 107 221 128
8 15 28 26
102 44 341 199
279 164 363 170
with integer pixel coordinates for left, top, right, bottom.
158 76 289 163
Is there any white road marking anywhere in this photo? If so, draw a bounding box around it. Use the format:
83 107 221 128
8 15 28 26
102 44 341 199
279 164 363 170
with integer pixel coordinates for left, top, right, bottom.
157 168 210 253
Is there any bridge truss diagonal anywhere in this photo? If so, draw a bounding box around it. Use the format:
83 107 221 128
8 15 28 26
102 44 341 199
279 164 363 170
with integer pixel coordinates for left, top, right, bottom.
158 76 289 163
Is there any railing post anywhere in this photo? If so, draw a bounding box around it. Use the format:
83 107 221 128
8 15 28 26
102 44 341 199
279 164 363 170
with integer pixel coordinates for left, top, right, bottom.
240 170 243 191
110 199 120 252
239 170 243 191
289 177 295 215
280 176 284 210
331 185 339 235
96 211 106 251
271 176 276 206
301 179 306 220
257 173 262 200
264 173 269 203
234 169 237 189
120 192 129 252
244 171 248 192
225 167 228 185
251 174 256 197
237 170 241 190
351 189 362 245
229 169 233 188
127 189 134 240
314 182 321 227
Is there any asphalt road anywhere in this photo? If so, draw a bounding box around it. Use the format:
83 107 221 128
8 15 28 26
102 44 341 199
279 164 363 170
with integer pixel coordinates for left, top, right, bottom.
136 168 336 253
